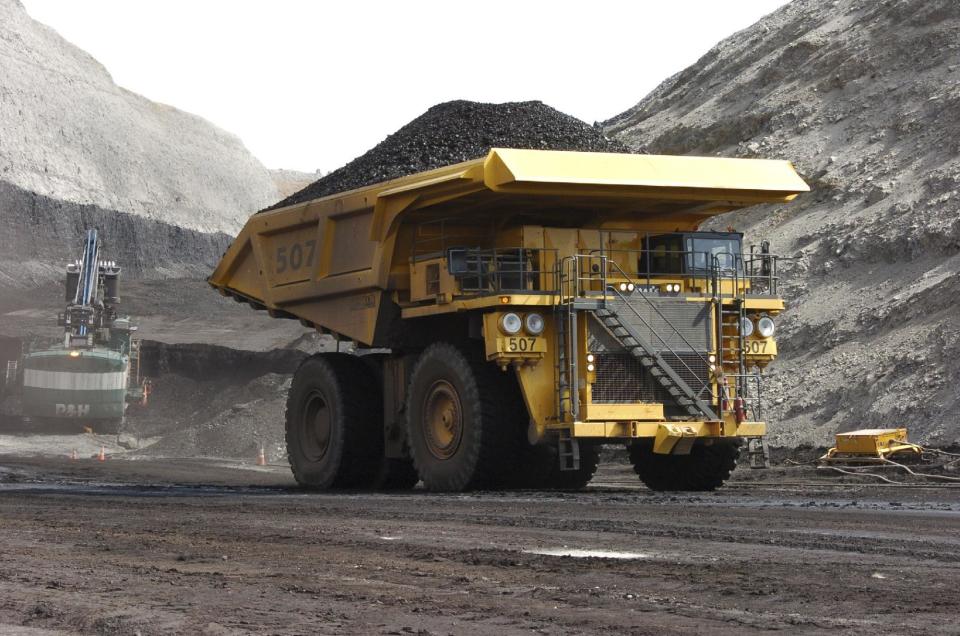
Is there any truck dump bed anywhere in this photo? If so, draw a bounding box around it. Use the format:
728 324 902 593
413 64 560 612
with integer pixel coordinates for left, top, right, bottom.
209 149 808 345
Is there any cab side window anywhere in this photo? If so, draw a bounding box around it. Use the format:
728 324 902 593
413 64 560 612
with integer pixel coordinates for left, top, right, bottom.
638 234 683 275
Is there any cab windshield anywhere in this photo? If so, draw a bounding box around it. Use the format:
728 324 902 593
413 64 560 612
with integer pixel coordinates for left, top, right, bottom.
686 236 742 275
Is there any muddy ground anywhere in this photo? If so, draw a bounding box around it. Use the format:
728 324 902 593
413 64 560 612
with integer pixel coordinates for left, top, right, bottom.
0 455 957 635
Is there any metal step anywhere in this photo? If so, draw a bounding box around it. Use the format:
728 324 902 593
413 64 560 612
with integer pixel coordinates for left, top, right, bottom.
557 428 580 472
746 437 770 469
4 360 17 387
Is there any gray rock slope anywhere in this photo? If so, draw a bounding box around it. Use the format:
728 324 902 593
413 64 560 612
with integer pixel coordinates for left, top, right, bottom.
606 0 960 445
0 0 278 287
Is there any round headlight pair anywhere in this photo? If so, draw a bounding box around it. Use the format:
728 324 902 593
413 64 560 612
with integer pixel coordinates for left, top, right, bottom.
499 312 545 336
664 283 681 293
741 316 775 338
617 282 636 293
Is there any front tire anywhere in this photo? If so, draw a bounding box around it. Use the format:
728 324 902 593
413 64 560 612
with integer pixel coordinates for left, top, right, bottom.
406 343 514 491
285 354 382 489
628 439 740 492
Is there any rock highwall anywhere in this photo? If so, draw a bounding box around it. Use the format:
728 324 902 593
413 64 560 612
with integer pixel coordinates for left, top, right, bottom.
0 180 232 290
606 0 960 445
0 0 279 289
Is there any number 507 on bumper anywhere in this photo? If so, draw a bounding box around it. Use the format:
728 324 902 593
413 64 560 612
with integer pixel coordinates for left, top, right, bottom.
497 337 546 354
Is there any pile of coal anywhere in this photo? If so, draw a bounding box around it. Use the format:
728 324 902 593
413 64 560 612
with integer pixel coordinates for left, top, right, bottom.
268 100 628 210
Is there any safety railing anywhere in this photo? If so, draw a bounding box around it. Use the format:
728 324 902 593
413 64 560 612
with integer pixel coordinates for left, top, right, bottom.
725 373 763 422
744 246 780 296
445 247 560 293
557 253 608 302
587 247 781 298
417 239 779 300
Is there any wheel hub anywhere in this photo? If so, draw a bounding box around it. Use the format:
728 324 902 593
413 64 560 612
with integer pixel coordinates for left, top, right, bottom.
300 390 332 461
423 380 463 460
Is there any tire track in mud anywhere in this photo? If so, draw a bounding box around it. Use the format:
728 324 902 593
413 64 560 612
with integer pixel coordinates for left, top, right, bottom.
1 460 959 634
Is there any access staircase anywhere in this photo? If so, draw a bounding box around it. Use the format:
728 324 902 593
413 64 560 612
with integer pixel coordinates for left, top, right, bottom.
593 303 717 420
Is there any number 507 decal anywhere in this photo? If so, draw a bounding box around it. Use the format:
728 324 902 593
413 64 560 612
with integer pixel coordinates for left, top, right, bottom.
276 239 318 274
746 340 768 354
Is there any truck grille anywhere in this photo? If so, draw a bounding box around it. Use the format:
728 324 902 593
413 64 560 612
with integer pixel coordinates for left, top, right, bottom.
590 352 710 404
591 353 660 403
587 300 712 405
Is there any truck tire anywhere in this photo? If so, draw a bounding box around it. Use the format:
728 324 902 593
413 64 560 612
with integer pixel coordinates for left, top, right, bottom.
285 354 382 489
406 343 514 491
628 439 740 492
512 441 599 490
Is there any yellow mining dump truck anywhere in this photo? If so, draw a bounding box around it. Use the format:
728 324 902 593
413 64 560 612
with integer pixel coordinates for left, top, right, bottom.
209 149 808 491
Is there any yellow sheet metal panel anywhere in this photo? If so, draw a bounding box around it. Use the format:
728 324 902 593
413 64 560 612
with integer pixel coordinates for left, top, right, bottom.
484 148 810 202
744 298 786 312
582 402 664 422
734 422 766 437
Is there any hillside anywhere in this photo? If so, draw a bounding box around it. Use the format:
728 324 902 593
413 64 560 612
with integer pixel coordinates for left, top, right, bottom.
0 0 279 288
606 0 960 445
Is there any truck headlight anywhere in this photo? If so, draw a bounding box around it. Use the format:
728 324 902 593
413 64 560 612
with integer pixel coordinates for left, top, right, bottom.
757 316 776 338
499 312 523 335
525 313 545 335
740 317 754 337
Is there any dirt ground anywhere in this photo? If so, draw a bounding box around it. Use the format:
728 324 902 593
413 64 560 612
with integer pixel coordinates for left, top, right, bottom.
0 455 958 635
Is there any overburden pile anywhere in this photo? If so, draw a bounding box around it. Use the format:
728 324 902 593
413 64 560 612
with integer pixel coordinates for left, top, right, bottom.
270 100 627 209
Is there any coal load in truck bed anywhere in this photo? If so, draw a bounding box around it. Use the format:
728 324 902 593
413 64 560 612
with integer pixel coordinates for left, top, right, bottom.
267 100 629 210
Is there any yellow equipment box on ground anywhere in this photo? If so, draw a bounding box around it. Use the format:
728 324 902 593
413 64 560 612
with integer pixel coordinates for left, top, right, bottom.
824 428 922 461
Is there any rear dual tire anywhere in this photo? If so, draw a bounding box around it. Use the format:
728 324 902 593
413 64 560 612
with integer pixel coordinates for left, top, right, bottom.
285 354 383 489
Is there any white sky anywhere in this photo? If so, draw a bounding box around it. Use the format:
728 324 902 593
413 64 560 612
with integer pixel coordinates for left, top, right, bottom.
21 0 789 173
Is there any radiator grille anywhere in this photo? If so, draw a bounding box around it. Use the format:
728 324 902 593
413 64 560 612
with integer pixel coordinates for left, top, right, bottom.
587 304 712 406
591 353 660 403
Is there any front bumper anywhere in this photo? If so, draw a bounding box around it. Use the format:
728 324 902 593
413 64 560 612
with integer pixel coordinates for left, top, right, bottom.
564 420 765 454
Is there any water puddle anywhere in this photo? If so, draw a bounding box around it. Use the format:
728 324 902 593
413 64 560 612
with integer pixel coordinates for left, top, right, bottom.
523 547 648 559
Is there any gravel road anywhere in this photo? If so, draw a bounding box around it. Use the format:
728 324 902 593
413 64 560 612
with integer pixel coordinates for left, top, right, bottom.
0 457 957 635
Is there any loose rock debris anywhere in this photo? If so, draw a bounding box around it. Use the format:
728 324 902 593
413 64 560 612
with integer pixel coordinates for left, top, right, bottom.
268 100 628 209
